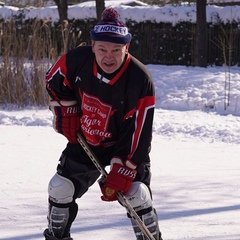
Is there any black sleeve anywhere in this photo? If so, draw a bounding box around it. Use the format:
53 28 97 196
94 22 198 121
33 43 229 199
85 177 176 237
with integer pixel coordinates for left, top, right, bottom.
113 66 155 166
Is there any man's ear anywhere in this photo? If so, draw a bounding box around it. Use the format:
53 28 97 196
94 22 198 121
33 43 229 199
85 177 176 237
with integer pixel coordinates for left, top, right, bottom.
125 43 130 53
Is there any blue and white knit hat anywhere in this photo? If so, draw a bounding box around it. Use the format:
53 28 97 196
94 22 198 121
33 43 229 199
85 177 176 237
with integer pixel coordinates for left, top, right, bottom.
90 8 132 44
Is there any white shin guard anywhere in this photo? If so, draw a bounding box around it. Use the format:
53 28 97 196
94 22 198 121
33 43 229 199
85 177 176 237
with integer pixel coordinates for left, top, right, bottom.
48 173 75 204
47 173 76 238
126 182 161 240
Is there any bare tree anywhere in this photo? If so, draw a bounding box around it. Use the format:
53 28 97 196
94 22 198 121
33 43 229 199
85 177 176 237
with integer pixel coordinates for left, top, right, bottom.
52 0 69 54
53 0 68 23
53 0 105 22
195 0 207 67
52 0 105 53
95 0 105 21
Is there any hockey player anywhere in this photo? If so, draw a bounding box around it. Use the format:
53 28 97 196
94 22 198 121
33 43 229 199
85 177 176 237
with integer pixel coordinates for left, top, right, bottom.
43 8 163 240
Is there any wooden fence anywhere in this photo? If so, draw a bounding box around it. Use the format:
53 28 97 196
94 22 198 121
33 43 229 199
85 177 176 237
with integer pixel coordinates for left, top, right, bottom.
129 21 240 66
0 18 239 66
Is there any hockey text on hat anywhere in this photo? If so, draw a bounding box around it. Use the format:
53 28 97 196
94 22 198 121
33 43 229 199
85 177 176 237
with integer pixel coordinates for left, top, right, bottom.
94 24 129 36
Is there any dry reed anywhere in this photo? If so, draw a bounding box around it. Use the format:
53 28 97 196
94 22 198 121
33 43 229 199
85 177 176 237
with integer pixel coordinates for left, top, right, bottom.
0 18 81 107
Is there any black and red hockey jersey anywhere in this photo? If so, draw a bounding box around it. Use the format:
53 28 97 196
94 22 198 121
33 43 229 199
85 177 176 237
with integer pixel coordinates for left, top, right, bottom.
46 46 155 167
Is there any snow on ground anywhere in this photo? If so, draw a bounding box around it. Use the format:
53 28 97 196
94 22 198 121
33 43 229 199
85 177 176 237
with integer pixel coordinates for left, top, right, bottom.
0 0 240 239
0 65 240 240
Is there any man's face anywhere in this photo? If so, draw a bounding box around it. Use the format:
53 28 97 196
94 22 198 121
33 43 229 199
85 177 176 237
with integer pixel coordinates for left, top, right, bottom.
92 41 129 74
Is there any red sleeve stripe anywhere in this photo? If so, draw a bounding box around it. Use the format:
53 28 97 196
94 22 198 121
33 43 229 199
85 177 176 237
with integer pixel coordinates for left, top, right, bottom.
127 96 155 160
46 54 72 90
46 55 67 82
46 66 66 83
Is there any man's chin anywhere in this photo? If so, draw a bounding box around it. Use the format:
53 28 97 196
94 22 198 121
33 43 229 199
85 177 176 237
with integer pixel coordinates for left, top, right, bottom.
102 66 116 74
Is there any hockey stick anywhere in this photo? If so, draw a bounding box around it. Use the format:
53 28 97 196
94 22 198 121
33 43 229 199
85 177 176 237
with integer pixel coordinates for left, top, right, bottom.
76 131 155 240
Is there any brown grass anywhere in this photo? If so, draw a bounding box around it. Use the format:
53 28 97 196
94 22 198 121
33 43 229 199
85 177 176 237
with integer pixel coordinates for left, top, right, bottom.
0 18 81 107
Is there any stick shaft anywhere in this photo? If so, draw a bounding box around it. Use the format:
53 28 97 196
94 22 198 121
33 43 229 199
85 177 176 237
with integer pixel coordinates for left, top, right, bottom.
76 132 155 240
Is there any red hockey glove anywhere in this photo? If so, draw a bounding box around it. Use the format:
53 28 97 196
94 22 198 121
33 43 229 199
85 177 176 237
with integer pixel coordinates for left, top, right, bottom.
50 100 81 144
99 161 137 201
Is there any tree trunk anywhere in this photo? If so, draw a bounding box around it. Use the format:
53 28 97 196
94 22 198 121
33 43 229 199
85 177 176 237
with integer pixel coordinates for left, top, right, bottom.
95 0 105 21
54 0 68 23
53 0 69 53
195 0 207 67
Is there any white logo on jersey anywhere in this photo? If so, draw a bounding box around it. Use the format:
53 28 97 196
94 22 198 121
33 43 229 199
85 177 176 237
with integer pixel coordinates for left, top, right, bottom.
75 76 82 83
